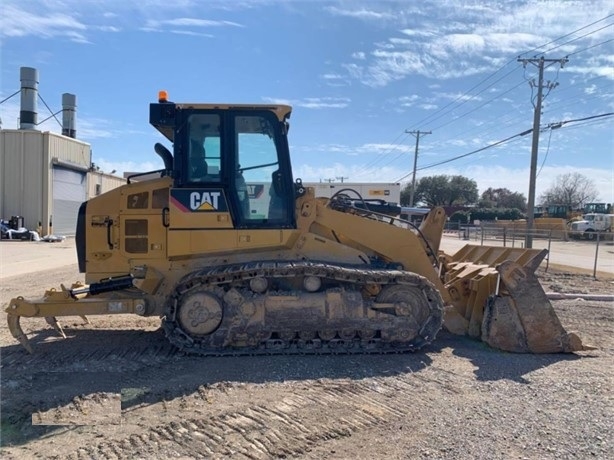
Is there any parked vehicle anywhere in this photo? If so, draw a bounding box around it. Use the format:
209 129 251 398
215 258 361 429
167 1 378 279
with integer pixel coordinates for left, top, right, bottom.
583 203 611 214
569 213 614 239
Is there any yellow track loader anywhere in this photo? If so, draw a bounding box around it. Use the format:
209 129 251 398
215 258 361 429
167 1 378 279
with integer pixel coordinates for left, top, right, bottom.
5 92 585 355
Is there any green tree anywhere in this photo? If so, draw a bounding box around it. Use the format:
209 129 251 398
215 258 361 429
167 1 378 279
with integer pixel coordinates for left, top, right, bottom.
404 175 478 206
479 187 527 211
539 172 599 209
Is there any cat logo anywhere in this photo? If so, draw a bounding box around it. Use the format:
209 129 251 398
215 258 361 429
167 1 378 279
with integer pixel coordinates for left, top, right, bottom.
170 189 228 213
190 191 221 210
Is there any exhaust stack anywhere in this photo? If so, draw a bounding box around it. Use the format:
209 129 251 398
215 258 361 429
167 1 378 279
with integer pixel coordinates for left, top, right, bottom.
19 67 39 130
62 93 77 138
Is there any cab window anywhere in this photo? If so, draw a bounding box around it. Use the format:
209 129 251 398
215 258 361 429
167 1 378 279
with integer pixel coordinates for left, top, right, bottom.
235 115 289 223
187 114 221 182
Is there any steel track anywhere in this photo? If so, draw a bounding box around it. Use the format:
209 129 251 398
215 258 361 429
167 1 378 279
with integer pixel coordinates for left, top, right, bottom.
163 261 444 356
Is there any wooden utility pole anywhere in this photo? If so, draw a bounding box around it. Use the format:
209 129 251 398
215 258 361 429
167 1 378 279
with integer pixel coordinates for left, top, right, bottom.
405 130 431 207
517 56 568 248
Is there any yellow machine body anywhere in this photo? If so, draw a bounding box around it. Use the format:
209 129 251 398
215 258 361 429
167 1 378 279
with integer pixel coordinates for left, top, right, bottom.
6 98 585 355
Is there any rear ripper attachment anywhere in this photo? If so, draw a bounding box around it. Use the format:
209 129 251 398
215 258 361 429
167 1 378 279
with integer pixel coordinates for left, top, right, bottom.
6 275 148 353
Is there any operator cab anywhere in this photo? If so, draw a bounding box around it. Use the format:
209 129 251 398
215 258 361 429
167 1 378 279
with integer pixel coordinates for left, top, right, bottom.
150 92 296 229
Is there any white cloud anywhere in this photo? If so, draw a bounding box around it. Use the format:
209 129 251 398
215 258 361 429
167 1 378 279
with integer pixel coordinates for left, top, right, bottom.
338 1 614 86
262 96 351 109
168 30 214 37
96 25 121 33
400 29 435 38
398 95 420 106
324 6 396 21
320 73 350 87
434 92 483 102
1 2 245 42
95 158 163 176
144 18 243 29
0 4 87 42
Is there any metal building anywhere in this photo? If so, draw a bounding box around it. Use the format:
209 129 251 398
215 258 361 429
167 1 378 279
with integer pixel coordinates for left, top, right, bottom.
0 67 125 236
0 129 91 235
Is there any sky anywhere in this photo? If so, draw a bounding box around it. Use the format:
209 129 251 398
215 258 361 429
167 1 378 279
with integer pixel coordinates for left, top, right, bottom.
1 0 613 204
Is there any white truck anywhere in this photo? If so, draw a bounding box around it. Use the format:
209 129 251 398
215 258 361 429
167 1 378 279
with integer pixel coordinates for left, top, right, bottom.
569 213 614 239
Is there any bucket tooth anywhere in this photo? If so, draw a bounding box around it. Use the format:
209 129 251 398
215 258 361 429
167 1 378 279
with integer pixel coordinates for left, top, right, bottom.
7 315 33 354
80 315 90 324
45 316 67 339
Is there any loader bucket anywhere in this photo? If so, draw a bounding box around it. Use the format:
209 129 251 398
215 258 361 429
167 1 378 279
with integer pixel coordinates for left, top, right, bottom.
482 260 584 353
441 244 587 353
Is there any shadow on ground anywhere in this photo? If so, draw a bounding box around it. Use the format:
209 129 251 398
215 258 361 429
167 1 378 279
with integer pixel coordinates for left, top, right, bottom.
1 327 584 447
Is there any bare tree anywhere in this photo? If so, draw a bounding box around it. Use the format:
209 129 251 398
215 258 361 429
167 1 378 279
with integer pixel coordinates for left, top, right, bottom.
479 187 527 211
539 173 599 209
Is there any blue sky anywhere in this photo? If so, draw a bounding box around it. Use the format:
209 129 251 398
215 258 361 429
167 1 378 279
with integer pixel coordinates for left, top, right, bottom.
1 0 613 202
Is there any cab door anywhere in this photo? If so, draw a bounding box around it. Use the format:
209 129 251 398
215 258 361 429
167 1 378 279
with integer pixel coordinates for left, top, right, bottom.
166 111 237 258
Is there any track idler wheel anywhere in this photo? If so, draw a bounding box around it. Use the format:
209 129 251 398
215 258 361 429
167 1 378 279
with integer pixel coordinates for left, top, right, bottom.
376 284 442 344
176 289 223 336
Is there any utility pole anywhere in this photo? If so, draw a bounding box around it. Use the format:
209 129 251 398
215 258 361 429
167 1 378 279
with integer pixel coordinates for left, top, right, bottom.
518 56 568 248
405 130 431 207
336 176 348 183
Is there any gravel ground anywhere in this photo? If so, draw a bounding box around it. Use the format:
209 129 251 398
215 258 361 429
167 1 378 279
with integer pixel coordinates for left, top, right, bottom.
0 263 612 459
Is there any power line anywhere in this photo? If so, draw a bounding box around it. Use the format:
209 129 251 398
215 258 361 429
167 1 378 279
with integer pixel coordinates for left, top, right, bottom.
553 111 614 126
352 131 411 179
406 14 614 134
404 62 523 132
412 129 532 176
520 14 614 56
536 128 554 178
394 112 614 181
431 77 528 131
541 22 614 54
567 37 614 57
356 15 614 179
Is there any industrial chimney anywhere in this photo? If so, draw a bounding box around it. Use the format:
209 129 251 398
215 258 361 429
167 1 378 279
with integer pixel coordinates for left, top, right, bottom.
19 67 39 130
62 93 77 138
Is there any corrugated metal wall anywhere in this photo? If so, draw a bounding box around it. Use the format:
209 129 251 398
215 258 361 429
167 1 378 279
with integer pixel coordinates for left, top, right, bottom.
45 131 90 166
0 130 92 235
0 130 46 231
88 171 126 197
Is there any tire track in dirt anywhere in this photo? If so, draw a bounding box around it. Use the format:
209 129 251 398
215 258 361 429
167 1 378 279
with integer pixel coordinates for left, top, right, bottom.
1 325 173 368
50 369 469 459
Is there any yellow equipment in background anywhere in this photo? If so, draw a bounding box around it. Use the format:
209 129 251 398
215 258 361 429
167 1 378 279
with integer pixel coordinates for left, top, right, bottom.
5 94 586 355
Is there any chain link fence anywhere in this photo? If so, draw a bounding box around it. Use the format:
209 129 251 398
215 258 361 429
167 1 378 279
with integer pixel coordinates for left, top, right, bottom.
446 223 613 279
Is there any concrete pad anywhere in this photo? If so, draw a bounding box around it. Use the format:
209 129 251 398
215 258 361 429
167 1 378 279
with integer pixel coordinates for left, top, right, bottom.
0 239 77 280
1 233 612 281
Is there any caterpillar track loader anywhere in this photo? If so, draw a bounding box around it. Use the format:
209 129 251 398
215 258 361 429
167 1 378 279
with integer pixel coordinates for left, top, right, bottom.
6 92 586 355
